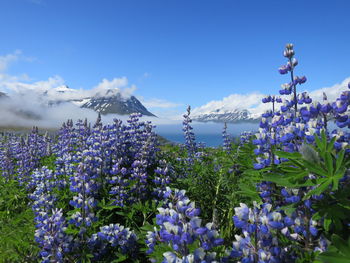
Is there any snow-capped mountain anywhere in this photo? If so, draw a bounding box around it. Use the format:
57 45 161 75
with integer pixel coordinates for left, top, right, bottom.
192 109 258 123
191 78 350 123
80 93 155 116
45 86 155 116
191 93 267 123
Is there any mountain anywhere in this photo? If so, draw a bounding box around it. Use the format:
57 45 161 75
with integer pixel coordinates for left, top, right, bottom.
47 86 155 116
80 93 155 116
0 91 8 98
192 109 260 123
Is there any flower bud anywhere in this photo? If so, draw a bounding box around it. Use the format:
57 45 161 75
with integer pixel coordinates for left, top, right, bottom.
286 43 294 50
292 58 298 66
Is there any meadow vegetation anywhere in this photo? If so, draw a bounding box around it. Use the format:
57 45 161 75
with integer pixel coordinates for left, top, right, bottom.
0 44 350 263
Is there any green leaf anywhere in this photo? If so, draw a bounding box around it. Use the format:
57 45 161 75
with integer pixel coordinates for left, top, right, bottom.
111 254 128 262
335 149 345 173
317 253 350 263
323 218 332 232
280 166 302 173
331 235 350 257
301 158 328 177
332 167 346 191
280 204 297 217
324 152 334 176
321 130 327 149
304 178 332 200
275 151 302 159
326 136 337 152
262 174 296 187
314 133 324 153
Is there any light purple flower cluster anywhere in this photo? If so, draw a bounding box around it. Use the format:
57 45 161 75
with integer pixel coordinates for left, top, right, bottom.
108 113 163 205
0 136 16 180
88 223 137 260
229 194 330 262
146 187 224 263
239 131 254 145
222 122 232 153
10 127 51 184
252 43 348 169
183 106 198 163
230 203 284 262
28 167 59 214
34 208 71 263
69 162 98 233
29 167 71 263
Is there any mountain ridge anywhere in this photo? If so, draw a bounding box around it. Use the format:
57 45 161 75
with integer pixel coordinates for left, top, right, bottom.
0 86 156 118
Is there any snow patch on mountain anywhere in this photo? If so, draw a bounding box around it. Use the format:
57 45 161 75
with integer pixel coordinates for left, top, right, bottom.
192 93 270 122
191 77 350 123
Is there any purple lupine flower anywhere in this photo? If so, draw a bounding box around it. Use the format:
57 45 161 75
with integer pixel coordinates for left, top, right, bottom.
35 209 72 263
222 122 232 153
183 105 198 161
146 188 223 262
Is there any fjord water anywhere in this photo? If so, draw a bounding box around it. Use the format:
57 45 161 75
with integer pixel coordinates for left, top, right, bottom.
155 122 258 147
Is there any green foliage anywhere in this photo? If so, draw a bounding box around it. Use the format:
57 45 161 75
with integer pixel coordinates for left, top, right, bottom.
235 139 263 203
0 177 39 262
1 129 350 262
312 181 350 237
317 235 350 263
265 131 349 197
40 154 57 171
263 132 350 236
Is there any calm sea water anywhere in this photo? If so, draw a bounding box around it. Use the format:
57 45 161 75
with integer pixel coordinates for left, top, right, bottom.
155 121 341 147
155 122 259 147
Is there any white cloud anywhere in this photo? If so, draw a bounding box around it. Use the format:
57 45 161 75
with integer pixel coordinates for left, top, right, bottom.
1 75 65 94
0 52 141 127
308 77 350 102
82 77 136 99
93 77 128 93
192 92 269 118
0 50 21 72
140 98 182 109
192 77 350 118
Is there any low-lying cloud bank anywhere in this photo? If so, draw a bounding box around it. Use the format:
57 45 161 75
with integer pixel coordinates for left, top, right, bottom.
0 94 182 129
0 50 349 130
191 77 350 117
1 76 349 130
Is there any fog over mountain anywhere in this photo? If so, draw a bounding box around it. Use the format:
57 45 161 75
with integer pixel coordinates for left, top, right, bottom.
0 76 157 128
0 49 349 128
191 77 350 123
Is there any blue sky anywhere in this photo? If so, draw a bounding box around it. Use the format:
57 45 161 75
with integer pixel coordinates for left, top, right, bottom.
0 0 349 117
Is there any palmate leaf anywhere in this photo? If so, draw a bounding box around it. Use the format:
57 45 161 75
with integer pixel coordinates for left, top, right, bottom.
312 201 350 233
324 152 334 176
314 133 325 153
301 159 328 178
236 183 261 201
275 151 302 159
303 178 332 200
335 149 345 173
326 136 337 152
263 173 301 187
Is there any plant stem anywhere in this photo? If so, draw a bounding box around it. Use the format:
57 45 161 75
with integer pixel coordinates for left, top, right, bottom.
289 58 297 113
